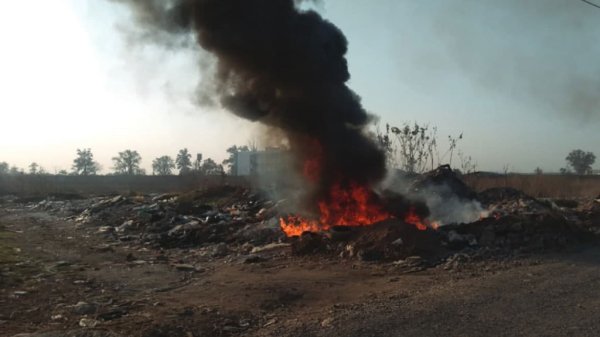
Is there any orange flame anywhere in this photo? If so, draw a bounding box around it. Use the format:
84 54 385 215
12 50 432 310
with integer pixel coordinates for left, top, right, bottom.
280 182 390 236
403 206 428 231
279 215 324 237
280 150 436 237
279 182 434 236
318 182 391 227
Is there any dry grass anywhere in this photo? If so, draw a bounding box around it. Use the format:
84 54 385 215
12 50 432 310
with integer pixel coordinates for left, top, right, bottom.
0 175 249 197
464 174 600 198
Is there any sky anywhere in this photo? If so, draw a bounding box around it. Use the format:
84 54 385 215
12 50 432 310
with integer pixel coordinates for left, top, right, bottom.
0 0 598 174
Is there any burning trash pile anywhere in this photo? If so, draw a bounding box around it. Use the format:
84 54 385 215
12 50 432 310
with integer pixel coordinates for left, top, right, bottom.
12 166 598 266
278 166 598 262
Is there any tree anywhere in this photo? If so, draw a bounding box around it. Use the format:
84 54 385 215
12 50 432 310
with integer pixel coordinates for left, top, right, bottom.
112 150 143 175
559 167 572 175
72 148 99 175
28 162 39 175
152 156 175 175
176 148 192 174
534 167 543 175
0 162 8 175
566 149 596 175
222 145 249 175
9 166 21 175
201 158 224 175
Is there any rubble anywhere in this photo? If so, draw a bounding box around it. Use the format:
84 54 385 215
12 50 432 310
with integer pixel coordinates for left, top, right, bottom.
2 175 600 337
4 172 600 268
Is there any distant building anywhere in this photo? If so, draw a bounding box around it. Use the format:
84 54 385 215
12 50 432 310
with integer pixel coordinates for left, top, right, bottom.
234 148 291 177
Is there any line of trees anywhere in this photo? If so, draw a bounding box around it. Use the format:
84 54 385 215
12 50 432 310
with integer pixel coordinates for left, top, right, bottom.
1 144 597 176
0 147 231 177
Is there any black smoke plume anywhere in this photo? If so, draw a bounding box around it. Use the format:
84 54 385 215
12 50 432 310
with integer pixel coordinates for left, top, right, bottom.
112 0 387 201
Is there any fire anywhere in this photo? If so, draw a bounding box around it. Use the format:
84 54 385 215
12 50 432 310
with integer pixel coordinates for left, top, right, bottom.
280 148 436 236
318 183 390 227
279 215 323 237
280 182 433 236
403 206 428 231
280 182 390 236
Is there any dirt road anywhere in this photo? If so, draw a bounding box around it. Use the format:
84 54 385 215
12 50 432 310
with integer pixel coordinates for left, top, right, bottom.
2 206 600 337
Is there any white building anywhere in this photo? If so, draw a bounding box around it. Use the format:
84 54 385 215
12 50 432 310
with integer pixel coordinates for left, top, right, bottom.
233 148 291 177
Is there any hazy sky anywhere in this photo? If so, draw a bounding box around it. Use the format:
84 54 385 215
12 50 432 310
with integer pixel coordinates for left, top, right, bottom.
1 0 598 173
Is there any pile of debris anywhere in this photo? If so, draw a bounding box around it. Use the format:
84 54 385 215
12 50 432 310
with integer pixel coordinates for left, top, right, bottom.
22 186 285 252
7 168 600 265
288 169 599 263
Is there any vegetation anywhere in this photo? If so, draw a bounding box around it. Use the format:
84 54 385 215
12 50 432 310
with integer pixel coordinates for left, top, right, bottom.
72 148 99 176
112 150 144 175
27 162 46 175
565 149 596 175
464 174 600 198
1 142 596 179
201 158 224 175
176 148 192 175
222 145 250 175
0 162 8 175
377 122 474 174
152 156 176 175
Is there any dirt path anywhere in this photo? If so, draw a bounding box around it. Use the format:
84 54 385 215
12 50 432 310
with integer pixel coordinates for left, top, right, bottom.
2 206 600 337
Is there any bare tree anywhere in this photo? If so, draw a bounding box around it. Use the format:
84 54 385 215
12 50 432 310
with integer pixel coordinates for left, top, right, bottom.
445 133 463 168
375 123 397 169
457 150 477 174
392 122 438 174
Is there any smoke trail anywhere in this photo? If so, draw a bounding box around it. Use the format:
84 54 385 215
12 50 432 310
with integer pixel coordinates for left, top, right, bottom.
111 0 386 200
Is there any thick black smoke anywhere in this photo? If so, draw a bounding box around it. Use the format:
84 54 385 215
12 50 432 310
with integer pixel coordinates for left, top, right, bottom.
113 0 387 199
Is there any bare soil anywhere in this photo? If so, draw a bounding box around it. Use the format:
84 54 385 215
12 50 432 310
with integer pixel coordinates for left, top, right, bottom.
2 206 600 337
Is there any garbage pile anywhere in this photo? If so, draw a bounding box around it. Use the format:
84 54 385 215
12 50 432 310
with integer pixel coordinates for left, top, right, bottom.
7 168 600 264
23 186 286 252
289 169 599 262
